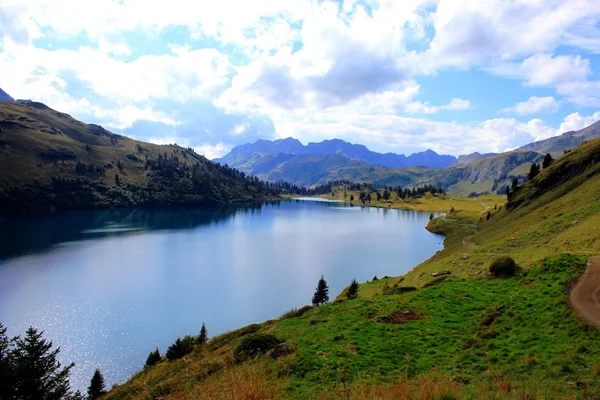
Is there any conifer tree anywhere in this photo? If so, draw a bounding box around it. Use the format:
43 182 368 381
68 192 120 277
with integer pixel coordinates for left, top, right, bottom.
115 173 120 186
346 279 359 300
145 348 161 367
429 213 434 221
0 322 13 399
542 153 554 169
87 369 106 399
511 178 519 193
312 275 329 306
10 326 76 400
198 323 208 345
528 163 540 180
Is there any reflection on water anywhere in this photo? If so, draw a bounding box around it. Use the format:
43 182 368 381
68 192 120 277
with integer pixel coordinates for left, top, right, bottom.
0 202 281 260
0 200 443 391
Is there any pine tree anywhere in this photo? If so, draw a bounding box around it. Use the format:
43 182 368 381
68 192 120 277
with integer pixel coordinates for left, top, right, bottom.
87 369 106 399
511 178 519 193
350 194 354 202
346 279 359 300
312 275 329 306
0 322 13 399
528 163 540 180
429 213 434 221
11 326 76 400
486 211 491 220
115 173 120 186
145 348 161 367
542 153 554 169
198 323 208 345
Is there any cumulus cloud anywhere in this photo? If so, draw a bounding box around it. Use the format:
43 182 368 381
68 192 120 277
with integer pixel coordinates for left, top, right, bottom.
558 111 600 133
501 96 559 116
490 54 591 87
556 80 600 107
194 143 232 160
2 0 600 157
424 0 600 68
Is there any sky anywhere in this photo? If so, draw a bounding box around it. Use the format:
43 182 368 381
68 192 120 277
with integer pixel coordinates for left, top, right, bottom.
2 0 600 159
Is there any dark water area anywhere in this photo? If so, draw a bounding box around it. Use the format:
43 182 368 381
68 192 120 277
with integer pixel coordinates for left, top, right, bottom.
0 199 443 390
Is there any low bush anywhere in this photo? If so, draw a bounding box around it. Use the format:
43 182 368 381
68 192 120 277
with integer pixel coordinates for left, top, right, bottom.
489 256 518 278
233 334 282 362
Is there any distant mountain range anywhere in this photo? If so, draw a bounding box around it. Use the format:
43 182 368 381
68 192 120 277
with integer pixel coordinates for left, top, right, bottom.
216 138 456 169
215 121 600 191
0 88 14 102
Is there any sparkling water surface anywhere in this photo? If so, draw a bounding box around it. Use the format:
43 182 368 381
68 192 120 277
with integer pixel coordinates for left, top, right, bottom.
0 199 443 391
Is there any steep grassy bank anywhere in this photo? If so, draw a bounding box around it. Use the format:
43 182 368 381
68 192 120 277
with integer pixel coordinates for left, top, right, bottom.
107 137 600 399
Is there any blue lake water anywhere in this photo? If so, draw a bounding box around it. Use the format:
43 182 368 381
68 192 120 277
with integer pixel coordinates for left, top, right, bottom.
0 199 443 391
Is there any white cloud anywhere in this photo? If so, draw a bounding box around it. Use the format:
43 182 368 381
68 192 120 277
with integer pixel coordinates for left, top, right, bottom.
231 122 250 136
424 0 600 69
556 80 600 107
0 38 234 104
405 98 471 114
501 96 559 116
558 111 600 133
194 143 232 160
2 0 600 156
490 54 591 87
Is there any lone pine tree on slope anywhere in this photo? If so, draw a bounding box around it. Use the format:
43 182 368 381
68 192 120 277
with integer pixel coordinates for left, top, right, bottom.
346 278 359 300
88 369 106 399
198 322 208 344
312 275 329 306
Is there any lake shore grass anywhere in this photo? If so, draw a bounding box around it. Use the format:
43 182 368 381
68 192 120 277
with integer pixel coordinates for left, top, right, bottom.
317 188 506 215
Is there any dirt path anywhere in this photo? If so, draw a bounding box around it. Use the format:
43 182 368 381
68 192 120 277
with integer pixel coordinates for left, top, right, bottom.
570 256 600 328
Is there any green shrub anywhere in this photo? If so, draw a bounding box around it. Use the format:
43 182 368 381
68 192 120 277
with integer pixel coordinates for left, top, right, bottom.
166 335 195 361
489 256 518 278
233 334 282 362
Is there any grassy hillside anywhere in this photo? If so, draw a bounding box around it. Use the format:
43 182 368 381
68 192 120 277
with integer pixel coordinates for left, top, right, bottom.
418 151 544 196
106 137 600 399
0 102 280 212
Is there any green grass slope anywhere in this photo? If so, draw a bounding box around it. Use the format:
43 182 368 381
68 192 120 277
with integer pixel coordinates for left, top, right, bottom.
107 137 600 399
0 102 277 212
418 151 544 196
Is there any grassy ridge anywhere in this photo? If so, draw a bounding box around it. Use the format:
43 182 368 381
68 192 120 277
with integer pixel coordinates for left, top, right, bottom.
0 102 278 211
107 137 600 399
